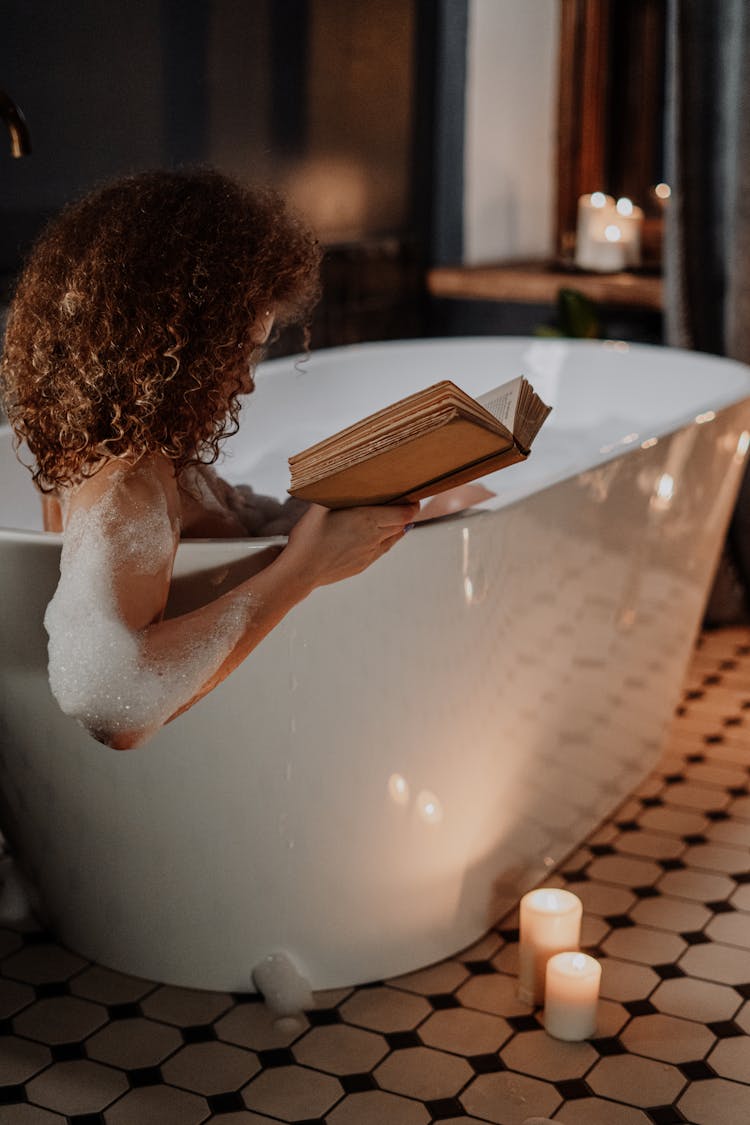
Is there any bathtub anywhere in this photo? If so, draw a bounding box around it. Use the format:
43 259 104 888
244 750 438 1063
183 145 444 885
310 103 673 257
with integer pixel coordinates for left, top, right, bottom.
1 337 750 993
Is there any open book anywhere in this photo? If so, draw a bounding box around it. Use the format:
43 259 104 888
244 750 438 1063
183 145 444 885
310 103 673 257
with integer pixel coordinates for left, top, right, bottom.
288 375 552 509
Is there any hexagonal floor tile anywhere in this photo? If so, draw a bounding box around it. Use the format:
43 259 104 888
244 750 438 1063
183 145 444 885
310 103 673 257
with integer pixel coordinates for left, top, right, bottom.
339 987 430 1034
679 1076 750 1124
587 1054 685 1108
14 995 108 1045
419 1007 511 1056
0 1036 51 1085
460 1070 561 1124
620 1013 716 1063
327 1089 429 1125
103 1085 207 1124
243 1065 342 1120
215 1000 308 1051
501 1029 596 1081
293 1023 387 1075
86 1016 182 1068
26 1059 128 1116
374 1045 472 1099
651 977 741 1023
160 1040 260 1094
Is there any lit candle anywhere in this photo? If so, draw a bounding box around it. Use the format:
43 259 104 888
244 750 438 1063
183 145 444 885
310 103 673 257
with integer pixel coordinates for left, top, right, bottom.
574 192 614 270
614 197 644 267
518 888 582 1005
543 951 601 1041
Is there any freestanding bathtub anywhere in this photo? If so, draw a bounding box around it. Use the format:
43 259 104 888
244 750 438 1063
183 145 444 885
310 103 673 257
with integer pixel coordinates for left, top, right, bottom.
1 337 750 993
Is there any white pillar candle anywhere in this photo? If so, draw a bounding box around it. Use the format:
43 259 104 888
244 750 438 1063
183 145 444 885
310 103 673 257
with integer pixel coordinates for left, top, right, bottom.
614 197 643 267
574 192 614 270
544 951 601 1040
518 888 582 1005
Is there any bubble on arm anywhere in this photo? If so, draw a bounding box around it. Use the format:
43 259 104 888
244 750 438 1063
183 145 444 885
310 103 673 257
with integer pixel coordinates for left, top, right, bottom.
44 479 255 746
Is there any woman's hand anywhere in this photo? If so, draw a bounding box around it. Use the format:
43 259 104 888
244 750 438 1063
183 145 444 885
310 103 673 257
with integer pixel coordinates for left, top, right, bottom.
280 501 419 590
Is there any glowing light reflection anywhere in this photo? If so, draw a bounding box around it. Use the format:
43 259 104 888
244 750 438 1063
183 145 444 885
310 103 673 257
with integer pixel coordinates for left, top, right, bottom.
417 790 443 825
695 411 716 425
591 192 607 208
641 437 658 450
616 197 634 216
654 183 672 200
388 773 410 806
604 224 622 243
737 431 750 458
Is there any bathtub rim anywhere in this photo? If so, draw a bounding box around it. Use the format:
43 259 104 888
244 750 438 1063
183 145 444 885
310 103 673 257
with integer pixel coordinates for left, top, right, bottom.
2 336 750 540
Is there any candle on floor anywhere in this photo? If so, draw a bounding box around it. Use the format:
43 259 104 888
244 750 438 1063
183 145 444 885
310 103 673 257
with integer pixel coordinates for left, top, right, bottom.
518 887 582 1005
544 950 601 1041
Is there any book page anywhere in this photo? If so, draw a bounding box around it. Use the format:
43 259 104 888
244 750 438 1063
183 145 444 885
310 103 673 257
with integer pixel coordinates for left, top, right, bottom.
476 376 524 431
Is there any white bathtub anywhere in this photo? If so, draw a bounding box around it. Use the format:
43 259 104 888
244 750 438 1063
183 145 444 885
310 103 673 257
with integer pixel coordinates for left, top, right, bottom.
1 337 750 992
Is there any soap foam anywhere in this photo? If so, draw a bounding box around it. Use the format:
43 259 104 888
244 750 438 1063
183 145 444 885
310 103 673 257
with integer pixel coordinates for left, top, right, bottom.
45 470 254 744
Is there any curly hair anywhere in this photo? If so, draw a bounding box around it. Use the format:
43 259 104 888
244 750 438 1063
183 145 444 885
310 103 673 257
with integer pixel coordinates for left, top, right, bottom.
0 168 322 491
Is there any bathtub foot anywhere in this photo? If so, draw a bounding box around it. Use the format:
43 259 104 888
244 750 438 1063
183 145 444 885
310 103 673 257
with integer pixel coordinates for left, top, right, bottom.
0 858 42 929
252 951 313 1020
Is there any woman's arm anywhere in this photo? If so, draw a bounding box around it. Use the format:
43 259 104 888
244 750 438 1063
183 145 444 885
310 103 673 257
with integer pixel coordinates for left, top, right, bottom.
45 458 416 750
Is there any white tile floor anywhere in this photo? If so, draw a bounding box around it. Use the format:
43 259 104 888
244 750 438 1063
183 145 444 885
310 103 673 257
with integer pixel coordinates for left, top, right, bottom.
1 627 750 1123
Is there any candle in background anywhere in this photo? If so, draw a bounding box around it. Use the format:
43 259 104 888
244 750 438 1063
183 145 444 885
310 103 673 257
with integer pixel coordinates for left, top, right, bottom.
574 192 613 270
518 888 583 1005
614 197 644 266
544 951 601 1041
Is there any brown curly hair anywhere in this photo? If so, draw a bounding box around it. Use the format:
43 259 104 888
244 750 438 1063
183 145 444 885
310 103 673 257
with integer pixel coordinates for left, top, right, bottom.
0 168 321 491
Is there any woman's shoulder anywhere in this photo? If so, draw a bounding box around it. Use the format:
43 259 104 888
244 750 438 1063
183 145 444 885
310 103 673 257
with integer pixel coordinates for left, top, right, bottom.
59 454 180 527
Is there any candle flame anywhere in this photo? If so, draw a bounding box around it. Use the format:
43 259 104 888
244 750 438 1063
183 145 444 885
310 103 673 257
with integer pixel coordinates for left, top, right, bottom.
590 192 607 208
572 953 587 970
616 197 634 216
654 182 672 200
604 224 622 243
388 773 410 805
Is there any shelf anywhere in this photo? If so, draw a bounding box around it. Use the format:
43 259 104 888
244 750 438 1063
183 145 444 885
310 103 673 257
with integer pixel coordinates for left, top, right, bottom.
427 260 663 312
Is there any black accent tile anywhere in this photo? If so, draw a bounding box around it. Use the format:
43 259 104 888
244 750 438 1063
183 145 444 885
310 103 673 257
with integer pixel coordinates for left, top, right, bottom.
633 885 661 899
654 963 686 980
498 927 519 943
359 979 385 989
640 796 664 808
663 773 685 785
708 900 736 913
35 980 70 998
257 1047 296 1068
686 753 706 763
590 1036 627 1056
681 931 711 945
682 834 708 846
615 820 640 832
468 1053 505 1073
732 870 750 883
706 809 730 821
341 1073 378 1093
507 1014 541 1032
658 858 685 872
127 1066 162 1087
555 1079 591 1100
294 1120 326 1125
704 734 725 745
734 982 750 999
51 1041 87 1061
723 717 743 727
463 959 496 975
605 914 636 929
307 1007 342 1026
426 1099 465 1119
0 1086 26 1105
207 1091 246 1114
22 930 55 945
646 1107 687 1124
385 1030 421 1050
181 1023 217 1043
624 999 658 1017
69 1114 105 1125
685 689 705 700
729 787 750 799
0 1019 14 1037
675 705 687 717
590 844 616 856
703 674 723 685
708 1019 744 1038
107 1002 142 1020
427 993 461 1010
562 868 590 883
678 1059 715 1080
719 659 738 670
